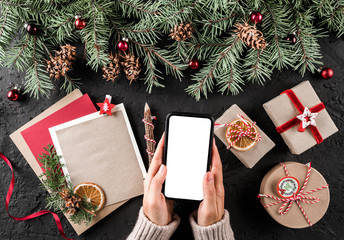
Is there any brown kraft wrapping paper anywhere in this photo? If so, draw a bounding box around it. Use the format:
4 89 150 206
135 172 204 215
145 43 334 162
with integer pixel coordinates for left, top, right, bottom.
9 90 126 235
53 108 144 207
263 81 338 155
214 104 275 168
259 162 330 228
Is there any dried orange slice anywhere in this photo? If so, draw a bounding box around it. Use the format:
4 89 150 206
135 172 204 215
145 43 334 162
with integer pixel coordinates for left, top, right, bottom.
225 118 259 151
73 182 106 212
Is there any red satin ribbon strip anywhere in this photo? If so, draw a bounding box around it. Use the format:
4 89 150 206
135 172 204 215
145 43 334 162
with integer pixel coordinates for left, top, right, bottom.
275 90 325 144
0 152 73 240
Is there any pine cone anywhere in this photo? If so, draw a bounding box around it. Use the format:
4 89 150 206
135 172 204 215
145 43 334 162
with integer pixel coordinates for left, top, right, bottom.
234 22 267 50
102 52 121 82
169 22 194 42
59 189 70 200
46 44 76 80
59 189 81 215
120 52 141 84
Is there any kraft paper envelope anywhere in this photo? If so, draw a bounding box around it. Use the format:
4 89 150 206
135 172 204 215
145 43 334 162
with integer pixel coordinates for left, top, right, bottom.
49 104 146 207
10 90 127 235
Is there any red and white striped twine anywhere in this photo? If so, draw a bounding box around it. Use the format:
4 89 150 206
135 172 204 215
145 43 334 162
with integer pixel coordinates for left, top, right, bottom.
216 114 262 149
142 116 157 156
257 162 329 226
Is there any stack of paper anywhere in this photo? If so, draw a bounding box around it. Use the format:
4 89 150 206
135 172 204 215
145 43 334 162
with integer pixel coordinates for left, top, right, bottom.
10 90 146 235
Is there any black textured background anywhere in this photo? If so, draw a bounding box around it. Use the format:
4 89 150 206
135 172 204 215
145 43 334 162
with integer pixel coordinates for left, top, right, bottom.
0 33 343 240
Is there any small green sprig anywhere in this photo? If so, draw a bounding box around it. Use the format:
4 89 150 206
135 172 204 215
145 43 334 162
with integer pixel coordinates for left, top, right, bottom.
38 145 95 225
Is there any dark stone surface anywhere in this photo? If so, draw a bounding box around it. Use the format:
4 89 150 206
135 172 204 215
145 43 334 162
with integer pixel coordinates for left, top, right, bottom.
0 33 343 240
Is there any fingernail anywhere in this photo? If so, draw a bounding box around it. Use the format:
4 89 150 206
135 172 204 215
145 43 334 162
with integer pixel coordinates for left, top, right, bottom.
207 172 214 183
158 165 164 174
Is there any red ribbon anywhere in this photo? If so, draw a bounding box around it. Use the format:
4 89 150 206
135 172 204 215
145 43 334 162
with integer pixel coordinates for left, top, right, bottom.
0 152 73 240
275 89 325 144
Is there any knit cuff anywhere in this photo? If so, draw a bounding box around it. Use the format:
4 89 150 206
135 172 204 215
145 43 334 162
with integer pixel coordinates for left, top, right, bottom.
127 207 181 240
189 210 234 240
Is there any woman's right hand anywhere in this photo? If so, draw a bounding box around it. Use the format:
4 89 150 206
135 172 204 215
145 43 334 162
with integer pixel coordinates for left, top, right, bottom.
197 139 225 226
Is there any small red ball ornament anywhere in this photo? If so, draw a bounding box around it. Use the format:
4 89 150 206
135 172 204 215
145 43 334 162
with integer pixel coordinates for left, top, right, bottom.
26 24 39 35
117 40 128 51
189 59 199 69
250 12 263 24
320 67 334 79
7 87 20 101
75 17 86 30
286 33 297 45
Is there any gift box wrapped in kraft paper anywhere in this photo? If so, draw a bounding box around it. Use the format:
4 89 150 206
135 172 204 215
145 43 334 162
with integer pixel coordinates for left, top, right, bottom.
258 162 330 228
263 81 338 155
214 104 275 168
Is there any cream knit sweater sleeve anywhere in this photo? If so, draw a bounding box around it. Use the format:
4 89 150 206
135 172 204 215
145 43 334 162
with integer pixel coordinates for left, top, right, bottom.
127 207 181 240
189 210 235 240
127 208 234 240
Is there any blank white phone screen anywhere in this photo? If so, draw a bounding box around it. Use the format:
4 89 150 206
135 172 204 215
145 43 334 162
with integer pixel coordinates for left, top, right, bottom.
165 115 212 201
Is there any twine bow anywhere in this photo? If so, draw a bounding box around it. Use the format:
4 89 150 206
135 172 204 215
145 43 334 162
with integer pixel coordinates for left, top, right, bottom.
258 162 329 226
142 116 157 156
215 114 261 149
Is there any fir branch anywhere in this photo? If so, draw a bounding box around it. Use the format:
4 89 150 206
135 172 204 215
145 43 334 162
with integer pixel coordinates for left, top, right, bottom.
0 0 27 7
294 27 324 75
186 34 243 100
46 17 73 30
38 145 95 225
131 39 185 92
7 35 29 70
60 75 81 94
242 48 272 84
118 0 161 15
161 0 178 7
0 8 8 39
262 2 294 70
38 145 69 193
1 0 344 100
80 1 110 70
164 0 198 21
143 48 164 93
24 37 54 98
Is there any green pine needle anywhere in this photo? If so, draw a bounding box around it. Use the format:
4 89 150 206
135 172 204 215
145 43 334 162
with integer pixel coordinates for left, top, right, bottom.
0 0 343 99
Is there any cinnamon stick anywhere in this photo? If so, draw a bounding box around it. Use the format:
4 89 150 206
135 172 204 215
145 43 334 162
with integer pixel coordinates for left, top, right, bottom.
144 103 156 165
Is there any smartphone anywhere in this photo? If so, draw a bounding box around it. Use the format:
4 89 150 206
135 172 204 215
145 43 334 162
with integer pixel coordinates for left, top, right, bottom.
163 112 214 201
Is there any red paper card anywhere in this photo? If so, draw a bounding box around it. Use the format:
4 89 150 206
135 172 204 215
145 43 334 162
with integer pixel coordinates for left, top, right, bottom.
21 94 97 166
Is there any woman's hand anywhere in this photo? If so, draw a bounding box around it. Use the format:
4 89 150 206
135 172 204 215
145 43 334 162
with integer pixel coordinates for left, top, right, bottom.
143 134 174 225
197 139 225 226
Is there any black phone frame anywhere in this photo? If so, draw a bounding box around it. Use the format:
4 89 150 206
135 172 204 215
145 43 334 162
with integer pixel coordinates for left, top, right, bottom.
162 112 214 202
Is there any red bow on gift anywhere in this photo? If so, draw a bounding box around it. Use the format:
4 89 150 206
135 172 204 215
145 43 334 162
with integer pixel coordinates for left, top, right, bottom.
275 89 325 144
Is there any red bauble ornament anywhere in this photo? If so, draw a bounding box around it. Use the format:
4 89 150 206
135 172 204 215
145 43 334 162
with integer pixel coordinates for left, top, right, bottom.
189 59 199 69
286 33 297 45
7 88 20 101
75 17 86 30
117 40 128 51
26 24 39 35
250 12 263 24
320 67 334 79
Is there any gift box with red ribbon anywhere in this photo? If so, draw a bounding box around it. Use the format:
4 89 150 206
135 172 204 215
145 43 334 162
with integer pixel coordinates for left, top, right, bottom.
263 81 338 155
